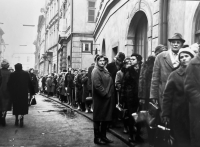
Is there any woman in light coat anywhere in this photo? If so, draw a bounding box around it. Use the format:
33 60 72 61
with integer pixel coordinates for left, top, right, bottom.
92 55 115 145
0 59 12 126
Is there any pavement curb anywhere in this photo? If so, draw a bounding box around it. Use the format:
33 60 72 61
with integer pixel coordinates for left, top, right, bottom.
39 93 132 146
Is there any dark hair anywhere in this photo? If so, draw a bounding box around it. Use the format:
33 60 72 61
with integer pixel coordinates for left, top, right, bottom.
131 53 143 64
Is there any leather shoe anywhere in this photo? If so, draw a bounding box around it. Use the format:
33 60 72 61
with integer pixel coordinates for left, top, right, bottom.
94 138 106 145
101 137 114 143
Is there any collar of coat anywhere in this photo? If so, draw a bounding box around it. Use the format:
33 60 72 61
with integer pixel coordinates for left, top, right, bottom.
176 66 186 76
191 55 200 65
95 65 110 74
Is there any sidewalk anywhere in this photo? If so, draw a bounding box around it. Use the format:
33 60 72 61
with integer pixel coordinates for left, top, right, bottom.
39 93 149 147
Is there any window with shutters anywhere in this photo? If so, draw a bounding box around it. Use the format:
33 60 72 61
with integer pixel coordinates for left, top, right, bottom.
81 41 93 53
88 1 95 22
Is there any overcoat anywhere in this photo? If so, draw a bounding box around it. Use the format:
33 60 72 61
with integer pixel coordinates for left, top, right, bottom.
150 50 178 109
0 68 12 111
65 73 74 95
92 66 115 121
81 73 89 102
87 63 95 91
46 77 52 93
162 66 190 146
184 55 200 147
29 73 38 93
7 64 34 115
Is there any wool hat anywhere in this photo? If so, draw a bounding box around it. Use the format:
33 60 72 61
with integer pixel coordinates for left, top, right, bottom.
154 44 167 55
114 52 125 62
1 59 9 69
168 33 185 43
190 43 199 54
178 47 195 61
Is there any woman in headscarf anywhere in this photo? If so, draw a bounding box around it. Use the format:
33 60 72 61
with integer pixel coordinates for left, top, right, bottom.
162 48 195 147
7 63 35 127
92 55 115 145
0 59 12 126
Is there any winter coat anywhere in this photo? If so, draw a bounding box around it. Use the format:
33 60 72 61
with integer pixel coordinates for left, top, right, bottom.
162 66 190 146
42 76 46 86
29 73 38 93
74 73 82 102
87 63 95 91
60 77 66 96
7 66 35 115
121 66 140 110
150 51 178 109
81 73 89 102
115 70 124 91
65 73 74 95
184 55 200 147
50 78 56 93
138 56 155 99
46 77 52 93
92 66 115 121
0 68 12 111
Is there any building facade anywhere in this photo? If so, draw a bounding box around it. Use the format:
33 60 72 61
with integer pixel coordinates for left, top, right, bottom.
58 0 96 72
0 27 5 63
94 0 200 62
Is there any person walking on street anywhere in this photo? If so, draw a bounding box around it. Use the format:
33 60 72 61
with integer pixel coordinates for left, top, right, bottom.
92 55 115 145
7 63 35 127
0 59 12 126
28 68 38 105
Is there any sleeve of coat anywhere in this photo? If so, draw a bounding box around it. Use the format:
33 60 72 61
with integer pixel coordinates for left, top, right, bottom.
92 69 107 98
184 63 200 107
162 72 175 117
150 55 161 99
138 63 146 99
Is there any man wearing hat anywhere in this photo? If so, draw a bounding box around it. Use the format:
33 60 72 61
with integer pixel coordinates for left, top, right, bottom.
150 33 185 115
106 52 125 127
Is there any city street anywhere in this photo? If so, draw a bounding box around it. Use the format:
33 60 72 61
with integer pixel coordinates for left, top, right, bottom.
0 94 128 147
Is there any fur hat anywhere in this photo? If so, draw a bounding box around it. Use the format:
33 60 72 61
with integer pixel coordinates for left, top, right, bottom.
155 44 167 55
178 47 195 61
1 59 9 69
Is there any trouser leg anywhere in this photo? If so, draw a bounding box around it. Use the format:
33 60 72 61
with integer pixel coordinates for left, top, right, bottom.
94 121 101 139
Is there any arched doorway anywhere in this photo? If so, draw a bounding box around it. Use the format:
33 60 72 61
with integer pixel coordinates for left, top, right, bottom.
127 11 148 61
102 39 106 55
193 4 200 43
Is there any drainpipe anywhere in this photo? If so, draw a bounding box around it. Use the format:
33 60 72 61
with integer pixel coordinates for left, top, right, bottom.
163 0 168 46
70 0 73 69
158 0 164 45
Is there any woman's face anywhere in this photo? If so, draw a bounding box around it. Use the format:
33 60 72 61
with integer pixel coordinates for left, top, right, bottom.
125 60 131 68
97 57 106 68
179 52 192 67
130 56 138 66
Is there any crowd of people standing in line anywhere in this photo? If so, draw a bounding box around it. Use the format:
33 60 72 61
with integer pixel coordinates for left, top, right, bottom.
0 32 200 146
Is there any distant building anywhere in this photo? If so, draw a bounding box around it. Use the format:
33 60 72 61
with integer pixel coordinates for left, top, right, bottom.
58 0 96 71
11 53 35 71
0 27 5 63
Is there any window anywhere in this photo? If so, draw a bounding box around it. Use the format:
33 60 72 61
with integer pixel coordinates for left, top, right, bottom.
88 1 95 22
82 41 93 53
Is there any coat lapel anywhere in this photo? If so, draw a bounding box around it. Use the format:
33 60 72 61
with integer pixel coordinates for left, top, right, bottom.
176 66 185 76
163 51 174 69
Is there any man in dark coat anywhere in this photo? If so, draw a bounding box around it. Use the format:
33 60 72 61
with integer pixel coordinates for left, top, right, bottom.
184 49 200 147
7 63 35 127
106 52 125 127
42 75 47 93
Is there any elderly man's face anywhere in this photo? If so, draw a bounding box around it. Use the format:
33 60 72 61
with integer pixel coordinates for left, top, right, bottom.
170 40 183 53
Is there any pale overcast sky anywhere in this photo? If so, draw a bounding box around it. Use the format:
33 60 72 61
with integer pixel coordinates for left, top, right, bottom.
0 0 45 63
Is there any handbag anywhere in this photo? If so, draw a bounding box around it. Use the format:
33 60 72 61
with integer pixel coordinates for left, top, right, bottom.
132 109 149 124
147 102 159 127
30 95 37 105
154 123 175 147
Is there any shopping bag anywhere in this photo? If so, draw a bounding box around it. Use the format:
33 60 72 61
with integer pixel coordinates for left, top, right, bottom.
147 102 159 127
154 124 175 147
30 95 37 105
